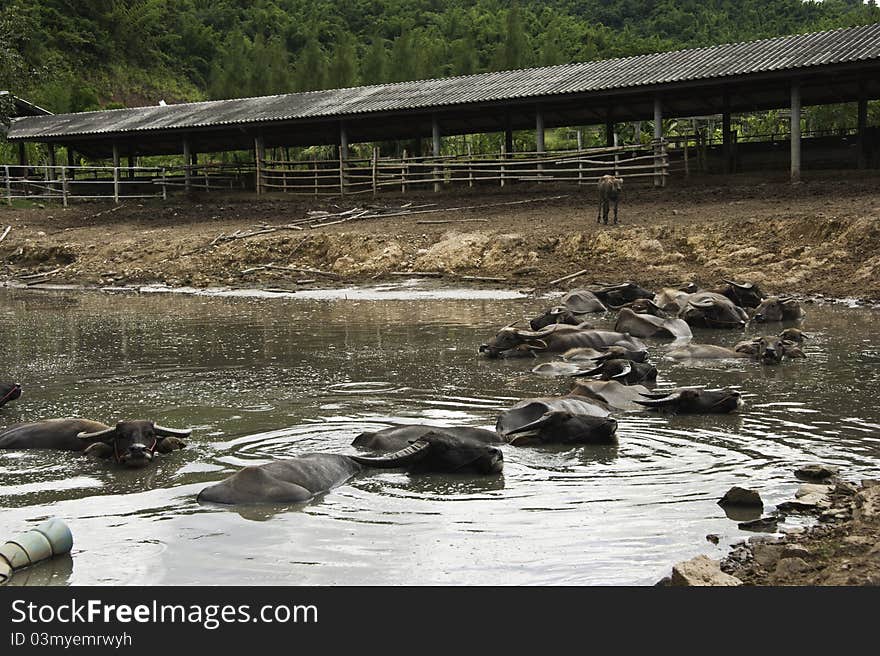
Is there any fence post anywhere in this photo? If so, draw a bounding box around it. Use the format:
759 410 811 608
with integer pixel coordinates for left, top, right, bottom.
338 147 345 196
113 166 120 203
401 149 407 194
4 165 11 206
467 143 473 188
371 147 378 198
161 168 167 200
500 144 506 188
61 166 68 207
313 155 318 197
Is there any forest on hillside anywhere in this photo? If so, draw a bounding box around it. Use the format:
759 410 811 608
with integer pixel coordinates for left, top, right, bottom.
2 0 879 113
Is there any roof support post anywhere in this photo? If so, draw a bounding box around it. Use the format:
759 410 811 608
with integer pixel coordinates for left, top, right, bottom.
605 120 615 148
857 82 868 170
432 114 441 192
112 143 121 204
722 91 732 174
18 143 26 171
48 144 56 168
791 81 801 183
183 137 191 192
504 111 514 154
653 96 664 188
535 106 545 153
254 135 264 195
128 150 135 180
66 148 75 180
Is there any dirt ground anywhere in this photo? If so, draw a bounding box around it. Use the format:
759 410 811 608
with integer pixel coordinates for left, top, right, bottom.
1 170 879 299
2 169 880 586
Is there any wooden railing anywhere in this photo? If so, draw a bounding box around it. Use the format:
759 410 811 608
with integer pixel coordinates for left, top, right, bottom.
2 142 668 204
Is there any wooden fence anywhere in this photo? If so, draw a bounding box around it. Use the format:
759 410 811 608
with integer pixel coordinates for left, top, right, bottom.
258 140 669 196
2 141 670 204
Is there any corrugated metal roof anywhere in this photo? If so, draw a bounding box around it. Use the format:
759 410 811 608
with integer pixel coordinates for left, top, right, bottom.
8 22 880 141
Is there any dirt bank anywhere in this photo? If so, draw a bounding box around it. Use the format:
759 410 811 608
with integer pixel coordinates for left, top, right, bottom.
1 170 879 298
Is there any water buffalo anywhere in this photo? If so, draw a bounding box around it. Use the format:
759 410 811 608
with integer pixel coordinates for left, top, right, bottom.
716 280 766 308
779 328 807 343
615 298 669 317
653 288 693 314
0 382 22 408
665 344 750 360
479 324 646 359
197 431 504 505
570 380 743 414
352 424 503 451
590 282 654 307
528 290 606 330
753 296 805 323
614 307 693 339
679 292 749 328
502 411 618 446
734 335 806 363
597 175 623 225
563 345 649 363
634 388 744 414
577 358 658 385
0 418 190 468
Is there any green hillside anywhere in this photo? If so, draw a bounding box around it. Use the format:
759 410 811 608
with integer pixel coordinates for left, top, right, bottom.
2 0 878 113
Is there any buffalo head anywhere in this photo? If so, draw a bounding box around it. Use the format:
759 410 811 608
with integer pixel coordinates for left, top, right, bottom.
735 335 805 363
635 388 743 414
753 296 805 323
479 324 552 358
350 431 503 474
529 307 587 331
504 411 618 446
78 420 190 468
592 282 654 307
679 292 748 328
719 279 766 308
0 382 22 408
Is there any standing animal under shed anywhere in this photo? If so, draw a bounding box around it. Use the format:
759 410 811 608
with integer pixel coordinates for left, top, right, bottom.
597 175 623 225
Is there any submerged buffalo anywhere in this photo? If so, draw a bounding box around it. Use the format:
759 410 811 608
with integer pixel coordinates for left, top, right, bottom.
679 292 749 329
570 380 742 414
665 344 750 360
479 324 645 359
577 358 658 384
529 290 606 330
0 382 22 408
0 418 190 468
197 431 504 505
715 280 766 309
496 396 617 445
563 345 649 363
590 282 654 307
734 335 806 363
352 424 503 451
753 296 805 323
614 307 692 339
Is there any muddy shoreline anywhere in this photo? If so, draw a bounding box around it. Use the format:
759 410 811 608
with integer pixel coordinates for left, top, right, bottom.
0 172 879 301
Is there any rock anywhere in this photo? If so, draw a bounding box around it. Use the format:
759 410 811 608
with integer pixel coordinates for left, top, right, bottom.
752 543 784 569
861 479 880 489
853 486 880 522
795 483 833 498
774 557 812 577
738 515 782 532
781 545 812 560
670 555 742 586
842 536 874 547
719 486 763 507
834 481 859 496
795 464 839 481
706 534 720 544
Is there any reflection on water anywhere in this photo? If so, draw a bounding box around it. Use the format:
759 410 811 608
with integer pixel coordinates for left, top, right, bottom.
0 285 878 585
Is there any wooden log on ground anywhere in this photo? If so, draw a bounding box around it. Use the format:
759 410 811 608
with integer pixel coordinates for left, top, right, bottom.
547 268 589 286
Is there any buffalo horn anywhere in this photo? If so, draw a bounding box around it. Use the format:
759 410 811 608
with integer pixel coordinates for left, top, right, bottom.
634 392 681 407
610 363 633 380
154 424 193 438
722 279 754 290
687 297 717 309
77 427 117 441
349 439 431 468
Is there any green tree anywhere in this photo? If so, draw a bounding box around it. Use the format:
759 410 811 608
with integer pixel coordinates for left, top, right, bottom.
327 33 359 88
293 36 326 92
361 35 388 84
493 2 531 70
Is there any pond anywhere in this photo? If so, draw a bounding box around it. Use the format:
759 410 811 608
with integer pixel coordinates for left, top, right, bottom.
1 283 878 585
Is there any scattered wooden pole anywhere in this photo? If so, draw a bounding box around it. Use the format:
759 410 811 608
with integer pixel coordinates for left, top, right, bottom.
0 226 11 243
548 268 589 286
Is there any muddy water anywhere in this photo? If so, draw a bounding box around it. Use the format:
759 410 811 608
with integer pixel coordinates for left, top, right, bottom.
1 284 878 586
